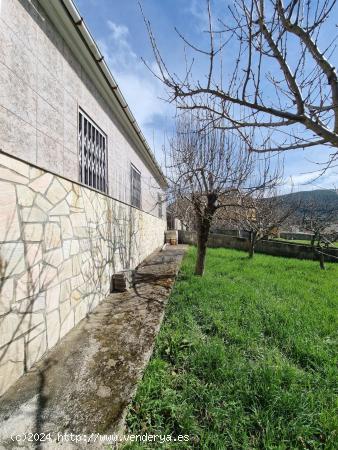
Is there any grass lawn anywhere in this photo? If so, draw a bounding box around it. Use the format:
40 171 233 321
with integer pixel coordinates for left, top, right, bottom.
124 247 338 449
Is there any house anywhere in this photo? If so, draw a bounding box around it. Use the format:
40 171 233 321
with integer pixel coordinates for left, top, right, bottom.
0 0 167 396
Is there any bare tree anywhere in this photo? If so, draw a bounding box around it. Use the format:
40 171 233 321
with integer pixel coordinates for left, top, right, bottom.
238 188 298 257
166 112 277 275
210 204 243 233
142 0 338 170
167 198 197 230
299 196 338 268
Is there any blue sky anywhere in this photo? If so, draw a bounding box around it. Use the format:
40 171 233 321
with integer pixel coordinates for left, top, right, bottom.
74 0 337 192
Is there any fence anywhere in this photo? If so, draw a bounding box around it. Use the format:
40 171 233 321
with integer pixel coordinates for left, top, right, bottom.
279 232 314 241
178 230 338 263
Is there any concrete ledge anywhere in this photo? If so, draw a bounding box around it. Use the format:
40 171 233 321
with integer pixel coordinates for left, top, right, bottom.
0 245 187 449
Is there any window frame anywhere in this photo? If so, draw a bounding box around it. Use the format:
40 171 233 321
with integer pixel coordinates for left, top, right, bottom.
130 164 142 209
78 108 108 194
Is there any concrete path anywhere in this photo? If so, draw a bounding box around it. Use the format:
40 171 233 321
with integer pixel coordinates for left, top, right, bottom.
0 245 186 449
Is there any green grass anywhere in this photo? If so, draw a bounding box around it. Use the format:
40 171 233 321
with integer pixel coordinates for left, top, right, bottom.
124 247 338 450
273 238 338 248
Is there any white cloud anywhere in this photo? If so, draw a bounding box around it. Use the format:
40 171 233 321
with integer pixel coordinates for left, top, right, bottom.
107 21 129 42
98 21 137 70
97 20 173 160
283 168 338 192
185 0 209 29
288 173 317 186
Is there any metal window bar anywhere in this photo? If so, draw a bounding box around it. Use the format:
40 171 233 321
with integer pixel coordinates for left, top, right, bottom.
78 110 108 194
131 165 141 209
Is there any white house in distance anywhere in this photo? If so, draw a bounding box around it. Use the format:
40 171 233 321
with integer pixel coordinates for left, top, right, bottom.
0 0 167 396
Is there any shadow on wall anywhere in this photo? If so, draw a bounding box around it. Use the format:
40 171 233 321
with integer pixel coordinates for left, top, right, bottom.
0 179 55 396
0 152 163 398
0 225 57 447
0 189 144 445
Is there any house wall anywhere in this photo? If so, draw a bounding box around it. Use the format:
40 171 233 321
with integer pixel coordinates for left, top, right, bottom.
0 0 168 396
0 152 166 396
0 0 165 217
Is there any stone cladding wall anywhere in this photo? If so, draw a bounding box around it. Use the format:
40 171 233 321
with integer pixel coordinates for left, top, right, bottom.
0 152 165 396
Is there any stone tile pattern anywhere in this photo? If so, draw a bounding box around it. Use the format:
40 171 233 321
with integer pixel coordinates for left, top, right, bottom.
0 153 166 396
0 0 165 217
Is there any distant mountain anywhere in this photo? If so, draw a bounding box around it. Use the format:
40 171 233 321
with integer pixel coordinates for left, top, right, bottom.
281 189 338 206
280 189 338 217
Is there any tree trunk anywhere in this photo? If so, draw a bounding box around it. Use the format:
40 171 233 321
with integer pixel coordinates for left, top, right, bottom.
248 241 255 258
195 218 211 276
248 231 257 258
319 250 325 270
313 245 325 270
311 231 319 248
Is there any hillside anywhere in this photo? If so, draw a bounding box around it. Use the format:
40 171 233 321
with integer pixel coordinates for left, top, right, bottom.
280 189 338 211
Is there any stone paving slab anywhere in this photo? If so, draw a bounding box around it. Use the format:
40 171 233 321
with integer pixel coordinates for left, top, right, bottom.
0 245 187 449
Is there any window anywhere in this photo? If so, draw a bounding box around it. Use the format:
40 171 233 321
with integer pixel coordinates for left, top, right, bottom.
78 109 108 193
130 164 141 208
158 192 163 218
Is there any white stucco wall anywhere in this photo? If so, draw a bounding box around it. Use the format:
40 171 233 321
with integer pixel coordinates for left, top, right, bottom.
0 0 166 217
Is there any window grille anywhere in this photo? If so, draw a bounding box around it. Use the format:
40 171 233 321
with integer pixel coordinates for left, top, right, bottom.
78 110 108 193
158 192 163 218
131 164 141 209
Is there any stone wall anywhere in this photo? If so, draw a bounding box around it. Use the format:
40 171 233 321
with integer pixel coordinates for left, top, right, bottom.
0 152 166 396
210 228 240 237
178 230 338 262
210 230 317 241
279 232 314 241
